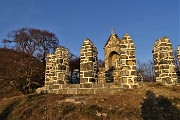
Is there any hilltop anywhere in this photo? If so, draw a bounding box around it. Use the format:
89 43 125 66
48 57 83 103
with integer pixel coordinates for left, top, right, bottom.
0 83 180 120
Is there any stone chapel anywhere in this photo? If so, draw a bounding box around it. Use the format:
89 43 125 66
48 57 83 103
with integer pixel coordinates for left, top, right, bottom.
104 33 137 85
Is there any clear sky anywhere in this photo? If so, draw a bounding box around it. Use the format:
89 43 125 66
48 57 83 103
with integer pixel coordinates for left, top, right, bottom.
0 0 179 62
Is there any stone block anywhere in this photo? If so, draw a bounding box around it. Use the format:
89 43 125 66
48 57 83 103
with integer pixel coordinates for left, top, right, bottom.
77 89 95 94
80 78 88 83
85 52 92 56
80 83 93 88
84 71 92 77
121 45 127 48
131 71 136 75
57 59 63 64
89 78 96 82
57 80 65 84
67 84 80 88
53 85 60 89
57 89 67 94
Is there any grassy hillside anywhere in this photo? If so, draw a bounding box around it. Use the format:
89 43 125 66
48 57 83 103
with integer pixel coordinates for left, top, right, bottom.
0 83 180 120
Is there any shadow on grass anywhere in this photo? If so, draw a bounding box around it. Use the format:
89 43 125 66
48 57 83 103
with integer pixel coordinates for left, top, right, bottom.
0 101 19 120
141 90 180 120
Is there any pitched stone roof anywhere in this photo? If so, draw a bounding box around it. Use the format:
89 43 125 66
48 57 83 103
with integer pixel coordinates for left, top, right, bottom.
104 34 121 48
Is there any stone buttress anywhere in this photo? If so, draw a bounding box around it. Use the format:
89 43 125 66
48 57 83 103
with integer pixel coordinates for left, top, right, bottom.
80 38 98 84
153 37 177 84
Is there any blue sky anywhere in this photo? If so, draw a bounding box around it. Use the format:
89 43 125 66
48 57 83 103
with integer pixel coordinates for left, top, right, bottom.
0 0 179 62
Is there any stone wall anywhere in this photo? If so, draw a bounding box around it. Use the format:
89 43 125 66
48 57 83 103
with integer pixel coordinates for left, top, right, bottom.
98 67 105 85
80 38 98 84
152 37 177 84
46 83 125 94
44 46 69 93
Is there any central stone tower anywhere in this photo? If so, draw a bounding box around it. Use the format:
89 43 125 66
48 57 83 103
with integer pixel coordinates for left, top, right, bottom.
104 33 137 88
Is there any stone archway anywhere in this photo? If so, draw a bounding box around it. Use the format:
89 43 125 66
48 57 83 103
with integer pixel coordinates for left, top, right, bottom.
105 51 121 83
108 51 120 70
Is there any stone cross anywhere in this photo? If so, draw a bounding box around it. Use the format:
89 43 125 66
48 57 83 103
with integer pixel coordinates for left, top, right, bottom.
111 27 115 34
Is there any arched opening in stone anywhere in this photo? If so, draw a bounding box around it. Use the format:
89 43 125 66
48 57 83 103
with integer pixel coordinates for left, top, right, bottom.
105 51 121 83
108 51 120 70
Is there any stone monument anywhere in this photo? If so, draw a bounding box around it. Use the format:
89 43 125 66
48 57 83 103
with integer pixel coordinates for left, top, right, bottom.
152 37 177 84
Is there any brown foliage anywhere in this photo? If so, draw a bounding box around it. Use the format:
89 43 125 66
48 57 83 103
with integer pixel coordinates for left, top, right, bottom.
0 48 45 94
69 53 80 73
98 59 105 67
137 60 155 82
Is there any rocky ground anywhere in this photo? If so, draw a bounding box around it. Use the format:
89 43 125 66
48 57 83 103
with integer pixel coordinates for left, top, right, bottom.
0 83 180 120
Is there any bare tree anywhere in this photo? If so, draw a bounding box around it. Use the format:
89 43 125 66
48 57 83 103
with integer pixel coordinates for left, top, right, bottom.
137 60 155 82
174 50 179 69
2 27 59 65
98 59 105 67
69 53 80 73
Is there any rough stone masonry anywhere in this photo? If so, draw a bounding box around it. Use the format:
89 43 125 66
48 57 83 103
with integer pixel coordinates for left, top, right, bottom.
152 37 177 84
36 32 179 94
44 46 69 93
104 33 137 88
80 38 98 84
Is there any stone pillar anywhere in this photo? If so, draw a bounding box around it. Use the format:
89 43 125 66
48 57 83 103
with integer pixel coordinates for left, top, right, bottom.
44 54 55 92
53 46 69 84
152 37 177 84
44 46 69 93
80 38 98 84
120 33 137 87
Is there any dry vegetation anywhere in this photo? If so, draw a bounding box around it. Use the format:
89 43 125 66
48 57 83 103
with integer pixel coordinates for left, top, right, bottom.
0 83 180 120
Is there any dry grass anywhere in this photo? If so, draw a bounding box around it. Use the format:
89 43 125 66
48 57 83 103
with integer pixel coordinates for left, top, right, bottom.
0 83 180 120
